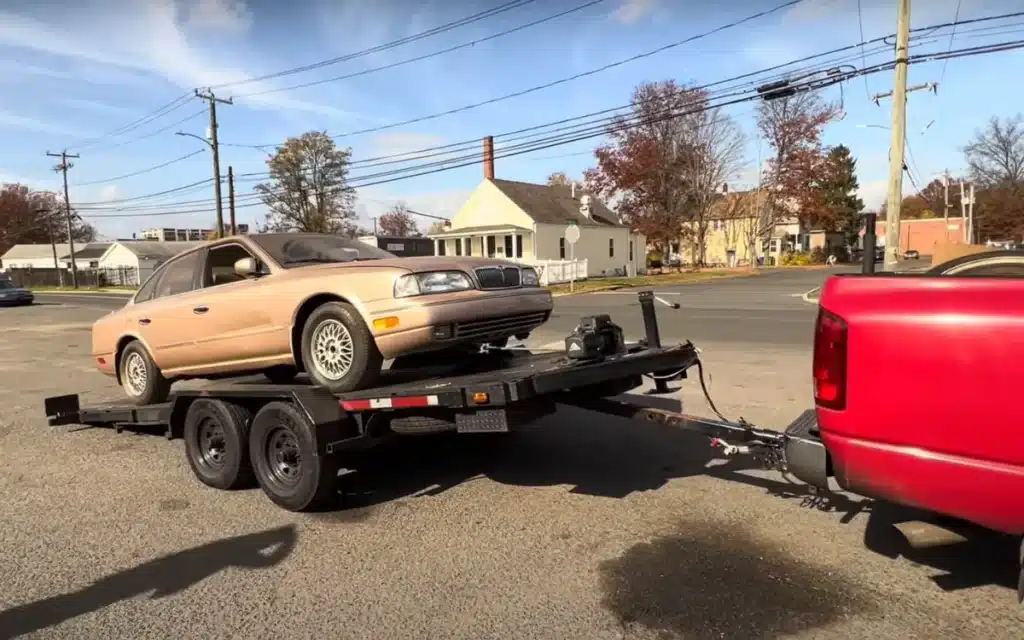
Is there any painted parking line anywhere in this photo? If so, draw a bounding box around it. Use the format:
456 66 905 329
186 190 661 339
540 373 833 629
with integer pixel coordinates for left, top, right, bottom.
800 287 821 304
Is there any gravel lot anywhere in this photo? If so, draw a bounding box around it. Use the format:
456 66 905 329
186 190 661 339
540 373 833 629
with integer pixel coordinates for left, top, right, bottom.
1 302 1021 639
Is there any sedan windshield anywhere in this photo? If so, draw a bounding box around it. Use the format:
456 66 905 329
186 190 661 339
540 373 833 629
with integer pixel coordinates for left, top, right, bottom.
0 280 15 290
248 233 396 269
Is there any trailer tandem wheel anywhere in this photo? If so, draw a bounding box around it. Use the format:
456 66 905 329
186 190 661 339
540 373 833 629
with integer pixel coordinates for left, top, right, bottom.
249 400 339 512
183 398 256 491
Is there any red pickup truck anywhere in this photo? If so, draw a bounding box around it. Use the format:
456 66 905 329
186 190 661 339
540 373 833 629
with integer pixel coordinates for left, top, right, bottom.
809 251 1024 537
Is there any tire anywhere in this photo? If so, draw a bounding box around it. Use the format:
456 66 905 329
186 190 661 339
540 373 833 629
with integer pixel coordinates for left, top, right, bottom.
264 365 298 385
248 401 338 512
118 340 171 406
183 399 255 490
300 301 382 393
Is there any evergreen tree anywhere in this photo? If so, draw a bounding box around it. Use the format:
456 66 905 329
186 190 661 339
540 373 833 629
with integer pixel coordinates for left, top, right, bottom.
818 144 864 241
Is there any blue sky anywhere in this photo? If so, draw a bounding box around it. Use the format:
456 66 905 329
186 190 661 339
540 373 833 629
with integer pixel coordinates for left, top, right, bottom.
1 0 1022 239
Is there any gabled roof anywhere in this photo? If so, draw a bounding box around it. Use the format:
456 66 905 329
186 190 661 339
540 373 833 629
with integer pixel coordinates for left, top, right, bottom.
59 242 112 261
113 240 206 260
490 179 625 227
1 243 71 260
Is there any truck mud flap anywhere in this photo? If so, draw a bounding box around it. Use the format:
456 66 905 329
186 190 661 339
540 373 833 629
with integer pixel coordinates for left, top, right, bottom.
783 409 829 490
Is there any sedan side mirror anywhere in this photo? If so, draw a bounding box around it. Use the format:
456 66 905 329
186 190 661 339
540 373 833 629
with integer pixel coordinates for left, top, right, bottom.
234 257 260 278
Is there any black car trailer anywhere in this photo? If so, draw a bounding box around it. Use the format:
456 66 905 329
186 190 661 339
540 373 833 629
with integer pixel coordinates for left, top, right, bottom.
43 291 828 513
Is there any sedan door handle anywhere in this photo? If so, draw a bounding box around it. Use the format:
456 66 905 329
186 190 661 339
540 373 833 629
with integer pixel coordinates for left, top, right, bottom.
138 318 151 325
193 305 209 315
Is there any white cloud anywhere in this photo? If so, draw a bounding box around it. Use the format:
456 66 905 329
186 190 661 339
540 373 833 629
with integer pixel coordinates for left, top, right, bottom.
612 0 658 25
60 98 139 117
184 0 252 33
367 133 448 159
0 3 364 122
99 185 121 201
355 186 472 231
0 110 96 138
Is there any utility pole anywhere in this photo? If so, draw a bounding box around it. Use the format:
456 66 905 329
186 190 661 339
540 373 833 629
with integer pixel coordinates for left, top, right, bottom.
968 184 976 244
371 217 378 236
46 150 80 288
959 180 968 243
228 165 237 236
881 0 911 272
195 88 232 238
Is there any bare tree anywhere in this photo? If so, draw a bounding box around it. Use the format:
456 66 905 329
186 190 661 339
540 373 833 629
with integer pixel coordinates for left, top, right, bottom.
962 114 1024 188
675 104 746 266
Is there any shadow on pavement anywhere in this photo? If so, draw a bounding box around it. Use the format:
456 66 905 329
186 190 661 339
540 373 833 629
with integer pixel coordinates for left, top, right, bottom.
0 525 297 638
319 395 1018 602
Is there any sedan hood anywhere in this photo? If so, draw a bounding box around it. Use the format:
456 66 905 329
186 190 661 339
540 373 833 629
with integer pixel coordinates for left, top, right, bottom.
287 255 529 274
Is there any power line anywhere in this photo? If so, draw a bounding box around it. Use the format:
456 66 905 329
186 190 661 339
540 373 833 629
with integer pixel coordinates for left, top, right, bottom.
236 0 807 147
211 0 540 89
104 108 207 150
236 0 607 98
940 0 964 84
856 0 871 100
67 93 195 152
74 17 1024 212
83 37 1024 221
73 150 206 186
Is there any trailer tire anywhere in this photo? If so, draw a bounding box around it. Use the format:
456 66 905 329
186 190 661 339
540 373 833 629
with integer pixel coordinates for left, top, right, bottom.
183 399 255 490
119 340 171 406
300 301 382 394
249 401 338 512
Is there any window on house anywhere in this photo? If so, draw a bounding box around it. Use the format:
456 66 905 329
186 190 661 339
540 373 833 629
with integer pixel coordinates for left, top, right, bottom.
455 238 463 256
486 235 496 257
629 239 633 261
670 242 680 255
464 237 471 256
504 235 513 257
515 234 523 258
559 237 566 259
609 238 615 257
437 239 446 256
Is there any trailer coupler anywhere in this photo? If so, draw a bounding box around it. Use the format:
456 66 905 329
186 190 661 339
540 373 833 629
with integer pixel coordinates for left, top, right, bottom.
563 397 829 491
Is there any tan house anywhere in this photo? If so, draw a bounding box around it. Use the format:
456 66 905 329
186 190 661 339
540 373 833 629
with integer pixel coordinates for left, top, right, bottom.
674 190 844 266
428 138 647 281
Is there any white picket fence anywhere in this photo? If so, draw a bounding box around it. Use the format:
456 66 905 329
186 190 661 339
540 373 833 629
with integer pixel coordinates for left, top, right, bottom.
520 259 588 285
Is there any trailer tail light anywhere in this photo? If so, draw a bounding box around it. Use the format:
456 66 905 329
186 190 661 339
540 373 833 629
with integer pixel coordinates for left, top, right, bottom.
813 308 848 411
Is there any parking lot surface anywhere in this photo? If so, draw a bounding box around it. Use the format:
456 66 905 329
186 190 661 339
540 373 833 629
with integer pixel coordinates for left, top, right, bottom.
1 300 1021 639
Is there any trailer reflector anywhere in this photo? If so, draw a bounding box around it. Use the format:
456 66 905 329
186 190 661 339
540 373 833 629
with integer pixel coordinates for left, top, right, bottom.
340 395 440 411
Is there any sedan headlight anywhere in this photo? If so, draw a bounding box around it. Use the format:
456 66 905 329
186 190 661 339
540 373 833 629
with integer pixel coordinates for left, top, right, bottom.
394 271 473 298
521 267 539 286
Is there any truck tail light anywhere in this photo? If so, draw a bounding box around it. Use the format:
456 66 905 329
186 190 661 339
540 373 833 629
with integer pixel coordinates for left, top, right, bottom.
813 308 848 411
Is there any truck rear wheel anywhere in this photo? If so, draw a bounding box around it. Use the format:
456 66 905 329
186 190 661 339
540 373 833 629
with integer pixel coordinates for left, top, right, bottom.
249 401 338 512
183 399 255 490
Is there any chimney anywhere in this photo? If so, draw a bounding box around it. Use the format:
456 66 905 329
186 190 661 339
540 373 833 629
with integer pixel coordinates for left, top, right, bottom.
483 136 494 180
571 182 576 199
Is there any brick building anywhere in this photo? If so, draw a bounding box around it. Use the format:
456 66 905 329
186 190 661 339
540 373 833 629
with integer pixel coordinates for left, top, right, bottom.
859 216 967 256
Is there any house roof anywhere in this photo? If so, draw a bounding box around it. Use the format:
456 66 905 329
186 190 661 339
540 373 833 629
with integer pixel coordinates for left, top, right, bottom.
114 240 206 260
490 179 625 227
1 243 71 260
59 242 112 261
428 223 531 238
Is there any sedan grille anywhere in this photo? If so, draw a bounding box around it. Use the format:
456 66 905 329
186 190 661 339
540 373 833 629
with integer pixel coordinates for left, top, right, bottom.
475 266 522 290
454 311 549 340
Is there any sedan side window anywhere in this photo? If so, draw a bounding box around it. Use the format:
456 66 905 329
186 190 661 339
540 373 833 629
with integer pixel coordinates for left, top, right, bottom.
203 243 257 288
153 250 201 299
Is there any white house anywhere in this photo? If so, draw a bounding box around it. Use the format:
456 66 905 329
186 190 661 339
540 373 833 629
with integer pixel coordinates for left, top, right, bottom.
429 177 646 281
0 243 70 271
96 240 205 284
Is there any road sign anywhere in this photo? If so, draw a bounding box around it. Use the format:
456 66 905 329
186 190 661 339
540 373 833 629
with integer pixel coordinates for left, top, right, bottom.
565 224 580 244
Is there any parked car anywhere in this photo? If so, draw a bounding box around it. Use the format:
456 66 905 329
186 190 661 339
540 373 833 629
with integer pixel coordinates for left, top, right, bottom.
0 278 33 306
92 233 554 404
903 249 919 260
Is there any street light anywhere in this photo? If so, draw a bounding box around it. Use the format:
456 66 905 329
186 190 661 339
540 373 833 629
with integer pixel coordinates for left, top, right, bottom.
176 131 224 237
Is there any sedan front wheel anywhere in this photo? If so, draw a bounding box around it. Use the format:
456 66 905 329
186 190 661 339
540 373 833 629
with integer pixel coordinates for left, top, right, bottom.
300 301 382 394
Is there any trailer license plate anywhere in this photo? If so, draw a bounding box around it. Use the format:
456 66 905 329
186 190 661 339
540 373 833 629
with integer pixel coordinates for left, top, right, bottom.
455 409 510 433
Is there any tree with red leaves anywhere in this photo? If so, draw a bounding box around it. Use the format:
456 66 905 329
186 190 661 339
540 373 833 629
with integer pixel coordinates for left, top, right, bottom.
0 183 96 255
585 80 744 264
378 202 419 237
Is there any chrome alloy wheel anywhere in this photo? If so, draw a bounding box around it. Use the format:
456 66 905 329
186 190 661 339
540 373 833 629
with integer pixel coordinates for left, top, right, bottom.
310 318 355 380
123 352 148 396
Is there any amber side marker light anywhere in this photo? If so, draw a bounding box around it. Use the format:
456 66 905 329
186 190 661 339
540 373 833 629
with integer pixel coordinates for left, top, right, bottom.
471 392 489 404
372 316 400 330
